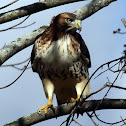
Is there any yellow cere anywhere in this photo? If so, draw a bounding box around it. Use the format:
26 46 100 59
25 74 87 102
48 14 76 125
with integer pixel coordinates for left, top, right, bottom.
77 21 81 26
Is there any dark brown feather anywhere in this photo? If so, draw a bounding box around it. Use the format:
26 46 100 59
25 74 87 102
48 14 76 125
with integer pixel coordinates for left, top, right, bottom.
74 32 91 68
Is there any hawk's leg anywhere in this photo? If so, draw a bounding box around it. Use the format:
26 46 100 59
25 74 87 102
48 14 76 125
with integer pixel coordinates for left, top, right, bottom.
70 81 83 102
38 79 54 113
38 96 53 113
70 79 90 102
70 94 81 102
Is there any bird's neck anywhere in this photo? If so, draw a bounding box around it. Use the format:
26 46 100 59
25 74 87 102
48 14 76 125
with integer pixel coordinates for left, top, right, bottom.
49 23 75 41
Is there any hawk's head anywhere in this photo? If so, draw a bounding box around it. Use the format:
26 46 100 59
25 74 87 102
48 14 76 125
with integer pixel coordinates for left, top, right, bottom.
51 13 81 34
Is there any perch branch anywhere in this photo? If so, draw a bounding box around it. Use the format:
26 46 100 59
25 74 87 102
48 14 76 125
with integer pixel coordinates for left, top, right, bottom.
4 99 126 126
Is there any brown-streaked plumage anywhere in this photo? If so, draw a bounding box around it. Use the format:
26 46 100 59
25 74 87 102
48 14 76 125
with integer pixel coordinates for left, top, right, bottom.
31 12 91 113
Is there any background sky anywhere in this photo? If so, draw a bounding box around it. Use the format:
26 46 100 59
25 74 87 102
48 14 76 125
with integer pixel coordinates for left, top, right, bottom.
0 0 126 126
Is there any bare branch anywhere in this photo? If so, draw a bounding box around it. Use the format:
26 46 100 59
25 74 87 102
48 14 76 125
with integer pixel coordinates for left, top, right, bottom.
74 0 117 20
8 65 31 70
121 116 126 125
72 118 83 126
1 57 30 67
0 0 84 24
94 60 120 79
91 65 124 116
0 0 19 10
4 99 126 126
114 31 126 34
106 84 126 90
1 57 31 70
12 22 36 29
86 112 98 126
113 28 126 34
94 112 126 125
0 15 30 32
0 0 117 24
79 56 125 104
0 25 48 66
64 56 125 125
0 59 30 89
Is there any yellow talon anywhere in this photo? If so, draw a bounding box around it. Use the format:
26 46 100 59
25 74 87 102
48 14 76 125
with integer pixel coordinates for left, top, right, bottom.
38 96 53 113
38 104 53 113
70 94 82 102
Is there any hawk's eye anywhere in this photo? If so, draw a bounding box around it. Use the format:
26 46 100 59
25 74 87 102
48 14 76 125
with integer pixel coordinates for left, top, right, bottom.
66 18 73 23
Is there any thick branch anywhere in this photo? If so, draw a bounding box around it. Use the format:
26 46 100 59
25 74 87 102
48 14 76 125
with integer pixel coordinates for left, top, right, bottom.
0 0 117 24
0 0 117 65
0 25 48 65
0 0 84 24
75 0 117 20
4 99 126 126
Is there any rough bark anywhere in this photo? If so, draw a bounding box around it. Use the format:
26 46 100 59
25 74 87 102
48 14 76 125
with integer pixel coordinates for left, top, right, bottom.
4 99 126 126
0 25 48 65
0 0 84 24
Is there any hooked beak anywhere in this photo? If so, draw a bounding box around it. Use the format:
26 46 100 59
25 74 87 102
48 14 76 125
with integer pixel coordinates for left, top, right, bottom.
76 20 82 32
68 19 82 32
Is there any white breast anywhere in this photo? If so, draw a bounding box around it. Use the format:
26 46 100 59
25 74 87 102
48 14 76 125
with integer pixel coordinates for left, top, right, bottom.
38 35 80 65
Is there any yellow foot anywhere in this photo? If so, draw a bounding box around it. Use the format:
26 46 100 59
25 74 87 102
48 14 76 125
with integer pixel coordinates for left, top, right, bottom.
70 95 82 102
38 96 53 114
70 97 81 102
38 103 53 113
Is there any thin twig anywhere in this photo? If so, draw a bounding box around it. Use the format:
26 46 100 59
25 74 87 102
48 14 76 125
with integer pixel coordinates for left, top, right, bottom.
106 84 126 90
91 65 124 116
10 65 31 70
12 22 36 29
1 57 30 67
0 59 31 89
86 112 98 126
121 116 126 125
94 61 120 79
80 56 125 102
64 83 108 126
65 56 125 125
73 118 83 126
1 57 31 70
60 120 67 126
113 31 126 34
117 31 126 34
0 15 30 32
94 112 126 125
108 63 124 73
0 0 19 10
68 116 74 126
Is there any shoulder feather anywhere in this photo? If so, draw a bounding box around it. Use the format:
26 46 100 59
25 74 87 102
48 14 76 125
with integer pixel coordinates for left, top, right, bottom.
74 33 91 68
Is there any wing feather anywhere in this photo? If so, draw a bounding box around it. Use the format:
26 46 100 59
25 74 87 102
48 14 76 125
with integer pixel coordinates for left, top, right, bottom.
74 33 91 68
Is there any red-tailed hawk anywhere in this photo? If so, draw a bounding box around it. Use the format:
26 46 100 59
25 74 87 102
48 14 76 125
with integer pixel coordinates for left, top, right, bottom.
31 12 91 113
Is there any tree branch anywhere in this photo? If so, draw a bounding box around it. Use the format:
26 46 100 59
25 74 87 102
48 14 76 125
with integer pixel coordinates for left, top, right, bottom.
75 0 117 20
0 25 48 66
0 0 84 24
4 99 126 126
0 15 31 32
0 0 19 10
0 0 117 66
